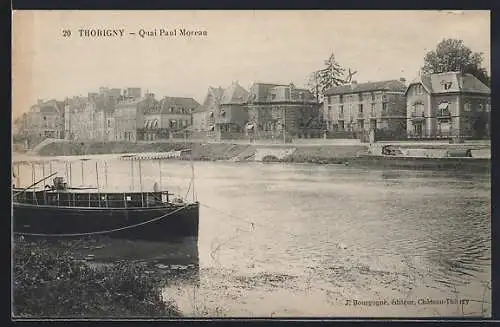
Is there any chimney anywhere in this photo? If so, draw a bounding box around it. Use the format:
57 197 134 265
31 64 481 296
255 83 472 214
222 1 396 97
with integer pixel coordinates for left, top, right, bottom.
400 77 406 84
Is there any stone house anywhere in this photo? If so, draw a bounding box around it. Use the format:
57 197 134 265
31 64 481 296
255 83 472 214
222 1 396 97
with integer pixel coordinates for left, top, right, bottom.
405 72 491 139
26 99 65 142
192 86 225 134
245 82 320 140
323 79 407 140
141 96 200 140
215 82 250 140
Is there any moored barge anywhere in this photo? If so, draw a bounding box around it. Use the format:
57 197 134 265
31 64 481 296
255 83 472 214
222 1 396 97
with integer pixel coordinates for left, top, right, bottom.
12 156 200 241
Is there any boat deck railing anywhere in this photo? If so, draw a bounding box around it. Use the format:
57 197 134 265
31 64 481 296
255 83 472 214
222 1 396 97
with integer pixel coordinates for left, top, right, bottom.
13 190 177 208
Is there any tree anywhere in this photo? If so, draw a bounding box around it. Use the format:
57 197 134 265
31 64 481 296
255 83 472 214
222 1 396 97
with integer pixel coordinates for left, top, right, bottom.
308 53 353 102
422 38 490 86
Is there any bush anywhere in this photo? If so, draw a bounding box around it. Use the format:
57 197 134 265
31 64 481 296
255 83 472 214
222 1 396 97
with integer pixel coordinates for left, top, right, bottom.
12 237 181 318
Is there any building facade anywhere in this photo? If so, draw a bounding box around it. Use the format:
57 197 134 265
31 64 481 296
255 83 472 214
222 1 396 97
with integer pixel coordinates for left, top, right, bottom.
192 86 225 134
245 82 321 140
215 82 250 140
114 89 155 142
141 96 200 140
65 88 121 142
406 72 491 139
323 79 407 140
26 99 65 143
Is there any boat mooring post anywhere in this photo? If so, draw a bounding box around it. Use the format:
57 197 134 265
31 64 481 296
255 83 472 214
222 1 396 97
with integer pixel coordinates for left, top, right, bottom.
80 158 90 186
138 159 144 207
81 160 84 186
31 162 36 205
69 161 73 186
16 163 20 187
158 159 162 190
96 161 101 207
42 162 46 187
104 161 108 187
130 158 134 191
65 161 69 184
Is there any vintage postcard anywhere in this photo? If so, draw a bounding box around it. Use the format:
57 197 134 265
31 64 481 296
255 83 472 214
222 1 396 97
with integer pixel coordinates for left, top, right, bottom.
12 10 491 319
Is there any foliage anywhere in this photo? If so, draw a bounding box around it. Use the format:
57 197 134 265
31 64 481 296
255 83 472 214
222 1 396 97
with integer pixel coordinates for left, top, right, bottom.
12 237 181 318
308 53 353 101
422 38 490 86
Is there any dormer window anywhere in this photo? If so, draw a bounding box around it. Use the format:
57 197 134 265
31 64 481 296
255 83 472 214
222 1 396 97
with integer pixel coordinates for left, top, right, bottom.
441 80 453 90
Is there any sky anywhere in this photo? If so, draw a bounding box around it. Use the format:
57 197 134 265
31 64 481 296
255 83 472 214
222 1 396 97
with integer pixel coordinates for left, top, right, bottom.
12 10 490 119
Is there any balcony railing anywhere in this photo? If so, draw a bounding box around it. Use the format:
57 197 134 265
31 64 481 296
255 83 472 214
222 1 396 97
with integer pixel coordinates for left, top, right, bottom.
436 109 451 120
410 112 425 120
407 131 454 139
357 112 364 118
369 111 376 118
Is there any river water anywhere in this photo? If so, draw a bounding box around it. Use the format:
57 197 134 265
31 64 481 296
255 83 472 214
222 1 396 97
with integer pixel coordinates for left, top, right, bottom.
13 154 491 318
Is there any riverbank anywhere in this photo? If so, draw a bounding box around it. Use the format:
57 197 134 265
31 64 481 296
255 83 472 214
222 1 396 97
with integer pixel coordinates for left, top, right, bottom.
26 139 491 167
32 139 370 163
12 236 183 318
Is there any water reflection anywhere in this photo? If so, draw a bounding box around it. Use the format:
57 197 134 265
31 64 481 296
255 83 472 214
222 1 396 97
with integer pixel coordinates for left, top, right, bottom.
13 156 491 317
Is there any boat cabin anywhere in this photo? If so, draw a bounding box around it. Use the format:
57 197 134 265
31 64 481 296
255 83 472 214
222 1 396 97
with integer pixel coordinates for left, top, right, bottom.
14 177 175 208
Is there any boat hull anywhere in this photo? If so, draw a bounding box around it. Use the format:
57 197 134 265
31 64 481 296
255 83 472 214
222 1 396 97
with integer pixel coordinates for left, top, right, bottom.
13 202 199 241
349 155 491 173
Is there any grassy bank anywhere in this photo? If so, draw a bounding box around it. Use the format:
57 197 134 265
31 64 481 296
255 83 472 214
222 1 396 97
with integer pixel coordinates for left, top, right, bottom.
12 237 181 318
32 139 490 166
35 140 368 162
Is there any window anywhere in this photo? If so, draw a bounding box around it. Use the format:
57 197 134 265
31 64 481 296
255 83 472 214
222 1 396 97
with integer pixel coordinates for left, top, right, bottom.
441 81 453 90
464 102 471 112
486 102 491 112
340 105 344 115
382 102 387 112
339 95 344 103
359 104 364 113
371 92 375 102
371 103 376 114
413 102 424 116
415 84 424 95
478 103 483 112
327 96 331 105
107 120 111 127
438 102 450 117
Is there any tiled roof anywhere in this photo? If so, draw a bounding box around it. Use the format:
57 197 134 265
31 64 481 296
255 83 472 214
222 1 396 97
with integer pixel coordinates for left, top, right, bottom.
248 82 317 103
39 100 61 114
197 86 225 113
461 73 490 94
406 72 490 95
324 80 407 96
160 97 200 109
221 82 249 104
115 98 143 107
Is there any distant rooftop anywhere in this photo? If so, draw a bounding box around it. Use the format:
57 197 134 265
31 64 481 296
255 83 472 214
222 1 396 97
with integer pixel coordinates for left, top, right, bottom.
324 80 407 96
